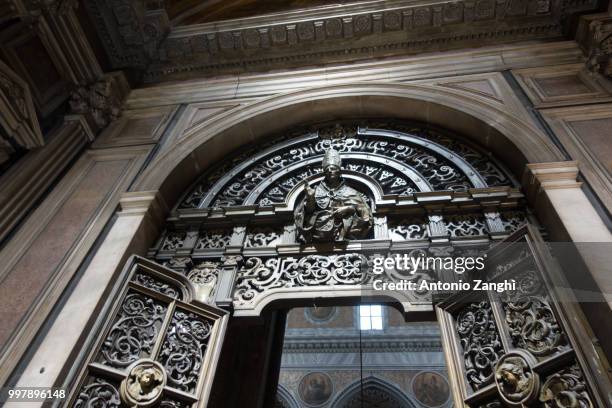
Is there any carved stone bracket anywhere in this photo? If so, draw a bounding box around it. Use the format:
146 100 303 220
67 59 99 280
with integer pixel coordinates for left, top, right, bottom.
577 13 612 78
69 71 129 131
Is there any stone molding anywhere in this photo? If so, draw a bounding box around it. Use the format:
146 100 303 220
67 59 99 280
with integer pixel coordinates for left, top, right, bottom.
512 63 612 108
131 82 562 207
125 41 584 110
82 0 600 82
540 104 612 213
522 161 582 203
0 59 43 153
0 115 91 243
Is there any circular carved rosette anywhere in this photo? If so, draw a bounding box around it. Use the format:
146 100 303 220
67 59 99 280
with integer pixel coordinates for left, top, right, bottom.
494 351 540 407
120 359 167 407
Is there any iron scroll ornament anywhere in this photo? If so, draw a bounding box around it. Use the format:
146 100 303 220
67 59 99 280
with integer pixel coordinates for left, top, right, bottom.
178 123 513 210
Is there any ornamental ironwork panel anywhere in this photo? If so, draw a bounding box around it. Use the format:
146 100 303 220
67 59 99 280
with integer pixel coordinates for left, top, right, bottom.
67 258 227 408
499 268 569 359
158 308 213 393
177 122 513 210
435 227 605 407
234 254 369 307
96 292 168 369
455 301 505 390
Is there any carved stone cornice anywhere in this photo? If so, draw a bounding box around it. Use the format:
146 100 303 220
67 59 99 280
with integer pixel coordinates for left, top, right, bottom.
83 0 602 82
83 0 170 69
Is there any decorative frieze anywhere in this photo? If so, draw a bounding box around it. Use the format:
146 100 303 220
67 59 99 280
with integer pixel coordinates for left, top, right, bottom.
79 0 600 82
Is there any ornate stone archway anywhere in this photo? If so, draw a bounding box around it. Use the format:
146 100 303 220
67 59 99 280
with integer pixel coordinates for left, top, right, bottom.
132 83 564 209
15 81 610 408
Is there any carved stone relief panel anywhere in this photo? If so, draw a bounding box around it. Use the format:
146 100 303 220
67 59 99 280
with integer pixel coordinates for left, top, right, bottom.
512 64 612 108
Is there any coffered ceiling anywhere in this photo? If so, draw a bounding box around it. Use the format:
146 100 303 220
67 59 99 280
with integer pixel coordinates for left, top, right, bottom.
83 0 605 83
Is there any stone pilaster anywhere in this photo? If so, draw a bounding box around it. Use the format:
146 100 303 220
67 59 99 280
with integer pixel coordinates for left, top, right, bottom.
11 190 167 392
523 161 612 307
0 114 92 243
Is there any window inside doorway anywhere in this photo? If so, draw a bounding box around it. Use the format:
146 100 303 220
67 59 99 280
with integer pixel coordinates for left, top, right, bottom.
359 304 383 330
275 305 452 408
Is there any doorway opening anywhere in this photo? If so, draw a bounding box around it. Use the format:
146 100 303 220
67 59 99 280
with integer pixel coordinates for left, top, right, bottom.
275 304 451 408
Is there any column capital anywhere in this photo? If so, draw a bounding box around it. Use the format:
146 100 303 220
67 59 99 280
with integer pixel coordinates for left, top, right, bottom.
119 190 168 223
522 161 582 203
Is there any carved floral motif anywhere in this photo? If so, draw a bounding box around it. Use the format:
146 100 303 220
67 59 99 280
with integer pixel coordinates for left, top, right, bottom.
539 364 594 408
158 309 213 393
456 301 505 390
75 378 121 408
98 293 167 368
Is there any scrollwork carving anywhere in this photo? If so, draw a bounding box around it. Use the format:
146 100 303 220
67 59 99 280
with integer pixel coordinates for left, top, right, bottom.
97 293 167 368
195 229 232 249
179 123 512 209
244 227 283 247
132 273 181 299
539 364 594 408
446 214 488 237
75 377 121 408
501 270 568 358
158 309 213 393
160 232 186 251
234 254 368 305
456 301 505 390
388 217 429 240
500 211 528 233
